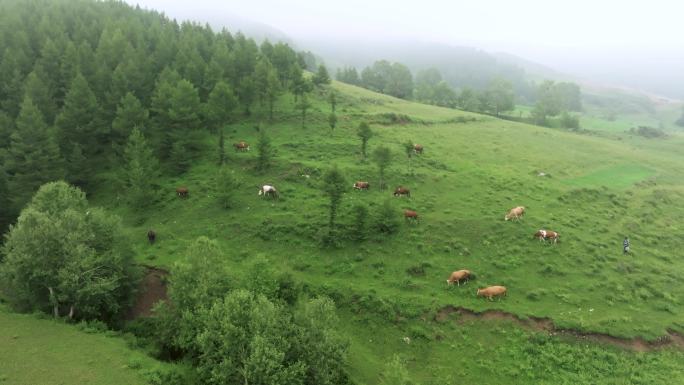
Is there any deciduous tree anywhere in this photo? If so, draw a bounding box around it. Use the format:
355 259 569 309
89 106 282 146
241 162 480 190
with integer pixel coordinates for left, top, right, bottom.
0 181 134 322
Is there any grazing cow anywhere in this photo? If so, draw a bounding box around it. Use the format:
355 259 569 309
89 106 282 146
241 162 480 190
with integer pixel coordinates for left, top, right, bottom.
504 206 525 221
477 286 507 300
176 187 189 198
147 230 156 244
353 181 370 190
534 229 559 244
446 270 471 286
258 185 279 199
404 210 419 222
234 141 250 152
394 186 411 197
413 144 424 154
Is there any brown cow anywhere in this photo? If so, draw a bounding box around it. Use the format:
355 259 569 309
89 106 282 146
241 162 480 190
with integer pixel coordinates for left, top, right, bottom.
414 144 424 154
353 181 370 190
147 230 156 244
404 210 419 222
446 270 471 286
234 141 250 152
477 286 507 300
176 187 189 198
504 206 525 221
394 186 411 197
534 229 559 244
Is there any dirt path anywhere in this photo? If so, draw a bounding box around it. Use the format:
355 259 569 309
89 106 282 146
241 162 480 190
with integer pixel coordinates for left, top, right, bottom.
435 306 684 352
126 266 169 320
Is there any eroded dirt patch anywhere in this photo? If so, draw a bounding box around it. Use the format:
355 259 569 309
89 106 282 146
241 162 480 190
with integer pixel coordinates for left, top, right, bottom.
436 305 684 352
127 266 169 320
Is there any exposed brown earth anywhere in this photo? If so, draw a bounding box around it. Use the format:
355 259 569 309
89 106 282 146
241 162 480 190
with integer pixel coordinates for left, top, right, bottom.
436 305 684 352
126 266 169 320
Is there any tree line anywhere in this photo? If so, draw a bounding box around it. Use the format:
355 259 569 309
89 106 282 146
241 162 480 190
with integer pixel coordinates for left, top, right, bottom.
336 61 582 125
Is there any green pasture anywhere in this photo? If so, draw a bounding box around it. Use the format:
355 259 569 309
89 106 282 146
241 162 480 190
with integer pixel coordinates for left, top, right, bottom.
0 305 177 385
83 80 684 382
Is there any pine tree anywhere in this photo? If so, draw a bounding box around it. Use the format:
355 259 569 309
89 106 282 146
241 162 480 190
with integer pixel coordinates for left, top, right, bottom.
328 90 337 113
322 165 347 242
149 67 181 155
0 111 14 150
55 73 101 184
403 140 414 174
215 166 239 209
218 129 226 165
5 97 64 212
357 122 373 159
313 64 331 85
23 68 57 124
256 129 273 171
295 93 311 128
328 113 338 131
206 81 237 132
122 127 159 208
112 92 148 157
254 58 281 120
167 79 202 171
372 146 392 190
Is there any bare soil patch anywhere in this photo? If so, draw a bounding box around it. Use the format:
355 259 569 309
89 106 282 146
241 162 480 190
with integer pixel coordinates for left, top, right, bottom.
126 266 169 320
436 305 684 352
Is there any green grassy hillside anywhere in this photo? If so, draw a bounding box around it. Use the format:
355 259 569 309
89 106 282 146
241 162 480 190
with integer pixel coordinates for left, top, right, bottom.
86 80 684 383
0 305 178 385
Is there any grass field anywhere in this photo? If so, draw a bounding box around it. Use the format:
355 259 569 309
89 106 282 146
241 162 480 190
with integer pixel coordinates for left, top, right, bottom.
55 80 684 383
0 305 178 385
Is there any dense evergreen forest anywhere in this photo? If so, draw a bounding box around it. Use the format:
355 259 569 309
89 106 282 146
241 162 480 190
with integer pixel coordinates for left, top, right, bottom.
0 0 314 233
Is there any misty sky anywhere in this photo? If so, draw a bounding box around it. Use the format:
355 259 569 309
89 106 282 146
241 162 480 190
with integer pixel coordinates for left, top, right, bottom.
126 0 684 97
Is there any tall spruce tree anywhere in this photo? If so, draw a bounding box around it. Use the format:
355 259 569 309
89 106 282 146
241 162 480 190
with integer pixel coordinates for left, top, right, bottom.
357 122 373 159
256 129 273 171
5 97 64 212
111 92 149 157
55 73 101 185
322 165 347 242
295 93 311 128
167 79 202 172
206 80 238 132
122 127 159 208
23 68 57 124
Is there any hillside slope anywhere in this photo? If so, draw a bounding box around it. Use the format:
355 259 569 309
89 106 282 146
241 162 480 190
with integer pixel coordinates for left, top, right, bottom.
0 306 177 385
88 79 684 383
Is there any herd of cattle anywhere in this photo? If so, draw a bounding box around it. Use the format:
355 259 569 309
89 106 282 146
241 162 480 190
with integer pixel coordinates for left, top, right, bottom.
164 141 562 302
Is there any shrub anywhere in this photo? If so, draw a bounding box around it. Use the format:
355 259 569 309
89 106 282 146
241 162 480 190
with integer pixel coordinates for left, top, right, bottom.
559 111 580 130
373 199 400 234
349 203 369 241
630 126 666 138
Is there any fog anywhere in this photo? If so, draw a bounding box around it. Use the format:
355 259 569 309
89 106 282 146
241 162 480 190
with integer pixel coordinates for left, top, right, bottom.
125 0 684 99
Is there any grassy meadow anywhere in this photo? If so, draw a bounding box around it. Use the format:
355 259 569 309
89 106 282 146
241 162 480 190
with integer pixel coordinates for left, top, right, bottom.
0 305 180 385
5 79 682 384
86 80 684 382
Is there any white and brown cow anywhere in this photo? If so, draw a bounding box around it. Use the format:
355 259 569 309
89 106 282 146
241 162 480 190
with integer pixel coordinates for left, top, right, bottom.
234 141 250 152
504 206 525 221
413 144 424 154
534 229 559 244
353 181 370 190
394 186 411 197
258 185 279 199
